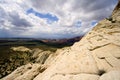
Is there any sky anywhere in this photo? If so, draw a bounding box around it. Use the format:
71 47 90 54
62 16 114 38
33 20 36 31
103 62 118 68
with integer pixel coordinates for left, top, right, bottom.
0 0 118 39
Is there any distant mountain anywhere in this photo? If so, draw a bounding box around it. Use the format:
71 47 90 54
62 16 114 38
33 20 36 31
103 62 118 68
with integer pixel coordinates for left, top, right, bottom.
41 36 83 46
0 36 83 47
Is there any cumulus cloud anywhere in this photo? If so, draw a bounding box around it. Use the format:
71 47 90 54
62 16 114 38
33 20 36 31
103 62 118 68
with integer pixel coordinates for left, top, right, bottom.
0 0 118 39
9 12 32 27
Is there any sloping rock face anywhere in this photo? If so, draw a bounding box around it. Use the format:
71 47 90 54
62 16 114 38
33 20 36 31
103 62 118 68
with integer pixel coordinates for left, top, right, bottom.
2 1 120 80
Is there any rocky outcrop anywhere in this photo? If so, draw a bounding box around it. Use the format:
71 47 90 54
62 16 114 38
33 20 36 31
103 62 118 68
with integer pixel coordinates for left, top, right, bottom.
0 47 32 79
31 48 52 64
1 63 47 80
1 1 120 80
11 46 31 52
0 47 53 79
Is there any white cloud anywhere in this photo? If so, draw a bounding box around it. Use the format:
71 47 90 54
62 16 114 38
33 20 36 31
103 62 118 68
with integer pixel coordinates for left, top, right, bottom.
0 0 118 39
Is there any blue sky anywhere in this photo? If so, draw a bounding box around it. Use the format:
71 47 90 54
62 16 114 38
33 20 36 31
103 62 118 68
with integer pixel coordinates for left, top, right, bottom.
0 0 118 39
27 8 59 24
91 21 98 26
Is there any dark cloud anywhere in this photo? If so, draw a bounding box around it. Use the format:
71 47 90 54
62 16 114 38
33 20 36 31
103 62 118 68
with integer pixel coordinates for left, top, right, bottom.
72 0 117 12
0 29 11 38
9 12 32 27
0 0 118 39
